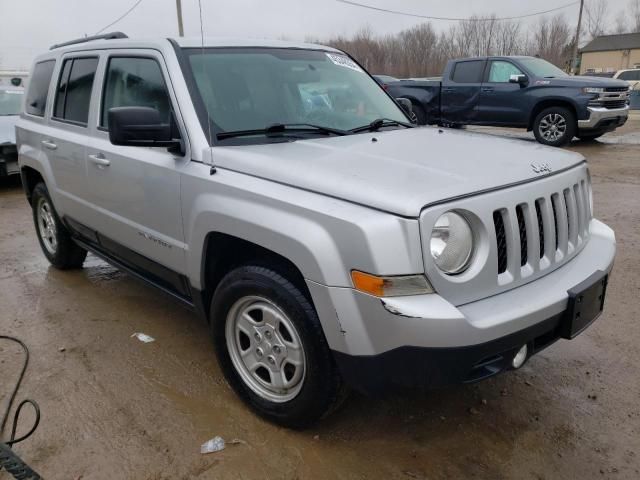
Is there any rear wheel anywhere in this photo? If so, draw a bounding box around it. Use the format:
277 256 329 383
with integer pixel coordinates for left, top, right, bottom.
31 183 87 269
210 264 344 428
533 106 577 147
410 102 427 125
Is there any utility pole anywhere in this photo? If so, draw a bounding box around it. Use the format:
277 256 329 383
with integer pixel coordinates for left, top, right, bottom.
176 0 184 37
571 0 584 75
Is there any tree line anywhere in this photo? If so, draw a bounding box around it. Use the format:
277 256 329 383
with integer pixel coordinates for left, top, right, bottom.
319 0 640 78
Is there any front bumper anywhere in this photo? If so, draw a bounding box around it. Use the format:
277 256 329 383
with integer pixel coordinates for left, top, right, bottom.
578 105 629 130
309 219 615 393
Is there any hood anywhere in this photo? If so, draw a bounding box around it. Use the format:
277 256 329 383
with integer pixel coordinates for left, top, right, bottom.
544 75 630 89
0 115 18 145
215 127 585 217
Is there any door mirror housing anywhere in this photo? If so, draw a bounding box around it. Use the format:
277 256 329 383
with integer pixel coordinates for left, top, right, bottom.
108 106 184 154
509 74 528 87
396 98 417 123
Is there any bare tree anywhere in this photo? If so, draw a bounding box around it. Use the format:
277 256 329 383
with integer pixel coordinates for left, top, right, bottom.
529 15 573 68
631 0 640 32
613 11 628 34
585 0 608 39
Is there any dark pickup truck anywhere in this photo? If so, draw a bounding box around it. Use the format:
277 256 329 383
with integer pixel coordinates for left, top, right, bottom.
387 56 631 146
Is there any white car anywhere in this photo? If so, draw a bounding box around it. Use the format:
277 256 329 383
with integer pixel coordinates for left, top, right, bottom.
0 86 24 176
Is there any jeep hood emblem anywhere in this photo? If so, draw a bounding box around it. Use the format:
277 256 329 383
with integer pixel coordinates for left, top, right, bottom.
531 162 552 174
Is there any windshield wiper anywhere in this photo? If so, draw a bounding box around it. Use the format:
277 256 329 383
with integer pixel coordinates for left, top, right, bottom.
217 123 350 140
349 118 414 133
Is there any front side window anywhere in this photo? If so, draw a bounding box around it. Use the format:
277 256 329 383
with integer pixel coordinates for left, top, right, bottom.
182 48 407 144
518 57 568 78
487 61 524 83
101 57 171 128
54 57 99 124
451 61 485 83
0 89 24 116
619 70 640 81
25 60 55 117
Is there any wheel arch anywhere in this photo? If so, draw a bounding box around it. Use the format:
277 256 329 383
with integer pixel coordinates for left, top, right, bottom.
20 165 45 205
528 99 578 131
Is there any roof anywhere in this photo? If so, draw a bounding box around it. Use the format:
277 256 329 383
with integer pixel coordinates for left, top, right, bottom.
581 33 640 53
174 37 340 52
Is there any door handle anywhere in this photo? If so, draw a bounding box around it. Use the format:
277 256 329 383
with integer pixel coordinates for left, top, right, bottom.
41 140 57 150
442 87 454 93
481 87 494 93
88 153 111 167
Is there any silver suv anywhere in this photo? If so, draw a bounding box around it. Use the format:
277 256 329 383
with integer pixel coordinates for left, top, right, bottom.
17 34 616 427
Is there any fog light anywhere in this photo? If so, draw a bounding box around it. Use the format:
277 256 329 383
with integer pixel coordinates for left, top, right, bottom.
512 344 528 369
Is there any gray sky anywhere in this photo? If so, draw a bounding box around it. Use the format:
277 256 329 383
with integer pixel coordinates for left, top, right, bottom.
0 0 630 69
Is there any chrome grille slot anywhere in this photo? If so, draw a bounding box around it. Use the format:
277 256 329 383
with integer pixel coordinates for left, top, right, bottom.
534 200 544 259
516 205 527 267
492 181 590 283
493 210 508 274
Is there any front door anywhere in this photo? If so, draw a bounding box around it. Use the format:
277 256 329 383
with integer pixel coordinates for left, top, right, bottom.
477 60 530 126
441 59 486 124
85 52 188 292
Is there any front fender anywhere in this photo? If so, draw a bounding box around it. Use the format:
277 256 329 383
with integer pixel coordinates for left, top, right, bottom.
180 163 424 290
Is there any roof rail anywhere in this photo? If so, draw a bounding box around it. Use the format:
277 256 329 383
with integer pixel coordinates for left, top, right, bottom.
49 32 128 50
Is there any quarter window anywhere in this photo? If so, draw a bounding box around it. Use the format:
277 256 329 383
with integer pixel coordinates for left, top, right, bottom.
25 60 56 117
488 61 524 83
101 57 171 128
53 57 99 124
451 61 485 83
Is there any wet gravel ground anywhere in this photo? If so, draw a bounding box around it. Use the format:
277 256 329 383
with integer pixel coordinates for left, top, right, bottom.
1 119 639 479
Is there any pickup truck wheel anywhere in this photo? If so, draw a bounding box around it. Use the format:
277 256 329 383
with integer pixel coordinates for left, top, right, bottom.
533 107 576 147
210 265 344 428
31 183 87 269
410 103 427 125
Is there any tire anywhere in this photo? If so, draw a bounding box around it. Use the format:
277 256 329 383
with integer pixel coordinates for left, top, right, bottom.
578 133 604 141
411 102 427 125
31 182 87 269
533 106 577 147
210 264 344 428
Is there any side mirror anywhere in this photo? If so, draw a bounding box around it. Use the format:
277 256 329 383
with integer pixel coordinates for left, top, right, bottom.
396 97 417 123
108 107 183 153
509 74 528 87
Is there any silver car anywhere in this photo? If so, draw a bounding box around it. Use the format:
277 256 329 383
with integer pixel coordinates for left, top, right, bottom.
17 33 616 427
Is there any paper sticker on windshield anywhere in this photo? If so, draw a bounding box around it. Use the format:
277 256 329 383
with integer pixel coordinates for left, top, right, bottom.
326 53 363 72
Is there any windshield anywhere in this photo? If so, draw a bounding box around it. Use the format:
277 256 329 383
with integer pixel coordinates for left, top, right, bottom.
183 48 407 144
0 89 24 115
518 58 568 78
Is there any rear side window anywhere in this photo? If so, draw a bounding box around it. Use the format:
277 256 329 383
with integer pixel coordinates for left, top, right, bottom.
101 57 171 128
53 57 99 125
451 61 485 83
25 60 56 117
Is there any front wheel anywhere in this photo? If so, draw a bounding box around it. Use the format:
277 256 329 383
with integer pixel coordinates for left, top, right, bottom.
210 265 344 428
533 107 577 147
31 182 87 269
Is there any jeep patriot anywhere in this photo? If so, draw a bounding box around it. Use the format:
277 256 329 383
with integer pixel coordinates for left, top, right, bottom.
17 33 616 427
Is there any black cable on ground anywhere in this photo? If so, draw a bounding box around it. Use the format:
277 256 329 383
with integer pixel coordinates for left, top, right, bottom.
0 335 42 479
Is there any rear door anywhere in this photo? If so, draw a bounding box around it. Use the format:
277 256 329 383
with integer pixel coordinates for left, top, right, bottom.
477 59 530 125
441 59 486 124
46 55 100 223
84 51 188 290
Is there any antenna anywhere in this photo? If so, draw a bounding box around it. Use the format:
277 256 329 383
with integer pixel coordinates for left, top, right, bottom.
197 0 216 174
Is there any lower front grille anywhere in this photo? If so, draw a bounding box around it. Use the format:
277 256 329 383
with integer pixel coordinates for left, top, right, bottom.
601 100 628 109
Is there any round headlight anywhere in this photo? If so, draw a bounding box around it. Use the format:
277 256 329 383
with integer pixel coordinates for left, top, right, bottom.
430 211 474 274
